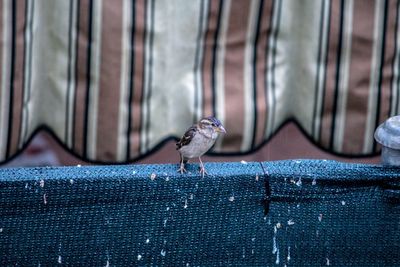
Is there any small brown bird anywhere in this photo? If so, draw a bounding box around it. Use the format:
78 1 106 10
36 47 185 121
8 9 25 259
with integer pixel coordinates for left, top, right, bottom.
176 117 226 177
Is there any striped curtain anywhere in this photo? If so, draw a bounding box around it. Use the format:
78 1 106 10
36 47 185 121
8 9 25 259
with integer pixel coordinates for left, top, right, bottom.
0 0 398 163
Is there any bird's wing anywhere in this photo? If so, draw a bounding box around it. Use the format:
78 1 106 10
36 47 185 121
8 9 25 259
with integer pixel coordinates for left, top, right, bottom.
176 125 198 150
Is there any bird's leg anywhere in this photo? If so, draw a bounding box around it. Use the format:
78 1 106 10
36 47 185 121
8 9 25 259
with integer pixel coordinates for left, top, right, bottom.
177 156 187 174
198 157 207 178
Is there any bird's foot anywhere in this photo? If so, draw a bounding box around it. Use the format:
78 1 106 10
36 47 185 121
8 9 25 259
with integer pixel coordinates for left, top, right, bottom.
177 163 187 174
199 165 208 178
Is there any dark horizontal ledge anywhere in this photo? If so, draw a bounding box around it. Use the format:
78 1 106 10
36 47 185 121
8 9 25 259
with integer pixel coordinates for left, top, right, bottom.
0 159 399 182
0 160 399 209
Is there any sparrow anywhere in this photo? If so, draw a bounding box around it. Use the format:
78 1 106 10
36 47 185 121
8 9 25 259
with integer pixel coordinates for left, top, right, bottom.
176 116 226 177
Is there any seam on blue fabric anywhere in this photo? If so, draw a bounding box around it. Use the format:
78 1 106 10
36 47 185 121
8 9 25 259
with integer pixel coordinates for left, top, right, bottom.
259 162 271 215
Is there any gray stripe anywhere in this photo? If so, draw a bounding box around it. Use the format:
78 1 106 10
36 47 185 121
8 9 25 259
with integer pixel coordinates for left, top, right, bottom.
241 0 260 152
0 0 12 159
333 0 353 152
265 0 282 138
364 0 386 153
20 0 35 148
391 0 400 116
65 0 78 148
193 0 208 122
213 0 231 151
117 0 133 161
312 0 330 139
86 0 103 159
140 0 155 154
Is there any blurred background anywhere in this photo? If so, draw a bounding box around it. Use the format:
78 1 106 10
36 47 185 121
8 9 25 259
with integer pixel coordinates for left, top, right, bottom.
3 124 379 167
0 0 394 167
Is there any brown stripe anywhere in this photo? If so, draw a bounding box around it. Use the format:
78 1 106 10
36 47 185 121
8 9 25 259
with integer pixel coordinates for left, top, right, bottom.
320 0 341 149
8 0 26 155
95 1 123 161
220 1 250 152
73 0 90 157
202 0 221 118
255 0 274 146
341 0 375 153
130 0 146 158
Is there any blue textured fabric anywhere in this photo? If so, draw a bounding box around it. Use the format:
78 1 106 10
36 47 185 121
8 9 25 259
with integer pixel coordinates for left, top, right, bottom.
0 160 399 266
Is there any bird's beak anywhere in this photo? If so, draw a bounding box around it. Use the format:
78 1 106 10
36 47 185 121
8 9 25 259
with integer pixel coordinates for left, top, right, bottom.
216 125 226 133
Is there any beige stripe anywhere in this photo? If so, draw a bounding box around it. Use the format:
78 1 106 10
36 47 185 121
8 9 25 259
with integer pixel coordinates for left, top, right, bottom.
0 0 11 160
278 0 329 136
364 0 386 153
86 0 103 159
333 0 353 152
163 0 208 133
213 0 231 151
22 0 77 145
19 0 81 155
142 0 209 153
117 0 132 161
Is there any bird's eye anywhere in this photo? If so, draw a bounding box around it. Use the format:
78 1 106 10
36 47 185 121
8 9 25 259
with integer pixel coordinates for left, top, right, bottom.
211 123 216 127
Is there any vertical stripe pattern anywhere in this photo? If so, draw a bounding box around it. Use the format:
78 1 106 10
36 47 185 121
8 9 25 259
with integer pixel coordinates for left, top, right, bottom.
117 0 133 161
364 0 388 153
332 0 354 152
1 0 400 163
95 0 123 160
312 0 331 140
7 0 26 158
0 0 11 160
265 0 282 139
140 0 154 154
129 0 146 160
65 0 78 148
391 0 400 116
19 0 34 148
254 0 274 147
